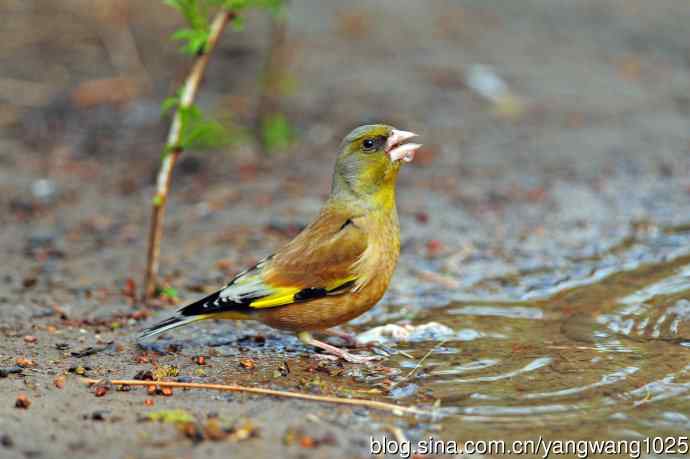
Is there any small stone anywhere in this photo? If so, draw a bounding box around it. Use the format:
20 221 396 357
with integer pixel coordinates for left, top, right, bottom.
1 433 13 448
31 178 56 201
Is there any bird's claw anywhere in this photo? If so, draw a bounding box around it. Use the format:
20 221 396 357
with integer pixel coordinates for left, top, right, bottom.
338 352 383 364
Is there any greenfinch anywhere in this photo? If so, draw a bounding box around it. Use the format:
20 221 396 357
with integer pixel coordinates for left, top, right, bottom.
140 124 421 362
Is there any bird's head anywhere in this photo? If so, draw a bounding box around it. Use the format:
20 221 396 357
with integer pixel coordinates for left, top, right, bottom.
332 124 421 208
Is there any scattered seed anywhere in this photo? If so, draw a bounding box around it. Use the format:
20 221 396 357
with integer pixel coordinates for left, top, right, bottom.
240 358 256 370
15 394 31 409
94 386 109 397
161 387 173 397
122 278 137 298
15 358 34 368
299 436 316 448
53 376 65 389
23 335 37 344
195 355 207 365
426 239 444 257
144 399 155 407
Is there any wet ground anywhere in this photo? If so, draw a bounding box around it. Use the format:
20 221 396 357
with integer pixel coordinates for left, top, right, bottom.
2 0 690 458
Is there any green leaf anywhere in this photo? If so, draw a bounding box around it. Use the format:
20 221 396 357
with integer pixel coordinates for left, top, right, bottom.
161 94 181 115
177 104 232 150
171 28 209 55
160 286 179 299
230 14 244 31
261 112 292 153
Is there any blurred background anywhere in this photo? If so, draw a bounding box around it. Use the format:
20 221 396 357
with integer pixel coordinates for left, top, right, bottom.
2 1 690 457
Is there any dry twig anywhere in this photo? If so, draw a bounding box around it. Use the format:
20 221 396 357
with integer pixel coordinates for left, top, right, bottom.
80 378 429 416
389 339 448 389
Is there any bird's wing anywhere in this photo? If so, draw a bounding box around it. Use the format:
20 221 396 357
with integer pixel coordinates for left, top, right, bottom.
139 205 368 339
190 204 368 316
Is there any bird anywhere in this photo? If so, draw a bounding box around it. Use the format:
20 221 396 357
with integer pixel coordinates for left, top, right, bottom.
139 124 421 362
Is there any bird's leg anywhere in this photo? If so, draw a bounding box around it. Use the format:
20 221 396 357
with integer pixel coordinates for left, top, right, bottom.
297 331 380 364
319 328 363 348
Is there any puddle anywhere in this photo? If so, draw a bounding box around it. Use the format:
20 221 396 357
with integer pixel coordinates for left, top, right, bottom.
355 225 690 442
143 224 690 444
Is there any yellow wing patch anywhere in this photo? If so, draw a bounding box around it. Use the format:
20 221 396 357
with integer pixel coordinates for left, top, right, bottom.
249 287 301 309
248 275 357 309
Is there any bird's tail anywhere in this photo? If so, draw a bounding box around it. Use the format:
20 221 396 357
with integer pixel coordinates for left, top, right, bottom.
138 314 204 340
138 289 221 340
139 289 251 341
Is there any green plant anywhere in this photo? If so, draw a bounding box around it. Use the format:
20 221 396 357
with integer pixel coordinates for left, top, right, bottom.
143 0 287 301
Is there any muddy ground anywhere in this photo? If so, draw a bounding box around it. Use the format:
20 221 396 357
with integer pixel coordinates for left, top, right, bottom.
1 0 690 458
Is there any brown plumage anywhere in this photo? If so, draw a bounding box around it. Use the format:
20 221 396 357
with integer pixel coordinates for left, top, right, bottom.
140 124 421 362
260 204 400 331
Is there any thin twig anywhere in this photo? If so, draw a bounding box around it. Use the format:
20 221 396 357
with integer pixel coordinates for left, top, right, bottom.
389 339 448 389
143 10 235 301
80 378 429 416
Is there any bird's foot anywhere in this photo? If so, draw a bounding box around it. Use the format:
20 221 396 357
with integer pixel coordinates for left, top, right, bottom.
298 331 381 364
319 328 364 348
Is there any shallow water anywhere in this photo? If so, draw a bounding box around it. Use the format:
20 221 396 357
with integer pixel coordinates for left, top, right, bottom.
361 225 690 444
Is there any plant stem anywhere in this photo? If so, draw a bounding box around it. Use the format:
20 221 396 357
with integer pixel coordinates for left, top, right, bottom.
143 10 235 301
81 378 429 416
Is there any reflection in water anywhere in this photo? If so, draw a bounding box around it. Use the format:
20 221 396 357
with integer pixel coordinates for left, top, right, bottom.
449 305 544 319
436 357 552 384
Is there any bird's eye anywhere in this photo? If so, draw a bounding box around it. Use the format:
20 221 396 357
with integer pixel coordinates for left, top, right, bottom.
362 138 376 150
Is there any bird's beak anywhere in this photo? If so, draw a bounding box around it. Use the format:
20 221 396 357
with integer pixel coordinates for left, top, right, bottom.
386 129 422 163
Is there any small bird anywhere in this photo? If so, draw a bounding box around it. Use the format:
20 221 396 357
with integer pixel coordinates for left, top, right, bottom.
140 124 421 362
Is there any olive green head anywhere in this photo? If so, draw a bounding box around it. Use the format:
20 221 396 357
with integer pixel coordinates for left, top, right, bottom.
331 124 421 207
